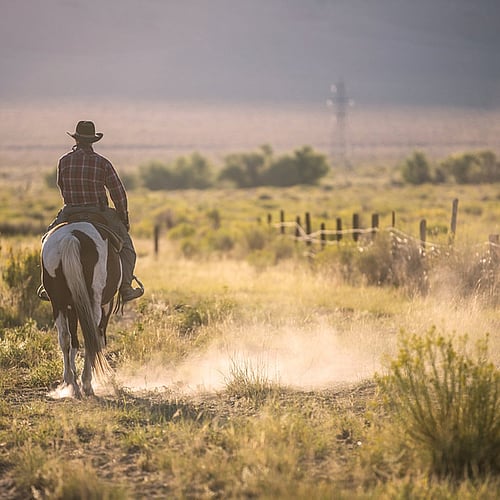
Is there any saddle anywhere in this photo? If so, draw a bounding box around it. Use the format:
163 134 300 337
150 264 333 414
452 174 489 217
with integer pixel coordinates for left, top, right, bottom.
50 212 123 252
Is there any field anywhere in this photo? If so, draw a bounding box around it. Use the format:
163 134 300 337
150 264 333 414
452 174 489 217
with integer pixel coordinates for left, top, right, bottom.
1 101 499 498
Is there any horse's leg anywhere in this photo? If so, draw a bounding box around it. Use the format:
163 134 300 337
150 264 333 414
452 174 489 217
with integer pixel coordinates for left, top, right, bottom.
55 310 82 398
82 351 95 397
99 303 113 346
68 307 80 393
81 306 99 398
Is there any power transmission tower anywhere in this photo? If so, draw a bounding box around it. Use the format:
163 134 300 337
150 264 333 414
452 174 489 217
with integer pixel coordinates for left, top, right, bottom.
327 79 353 168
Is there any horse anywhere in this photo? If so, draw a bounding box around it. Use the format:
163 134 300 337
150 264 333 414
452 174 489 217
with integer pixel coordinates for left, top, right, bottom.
41 220 122 398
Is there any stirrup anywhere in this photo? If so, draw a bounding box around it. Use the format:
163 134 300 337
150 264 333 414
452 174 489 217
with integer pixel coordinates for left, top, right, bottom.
120 276 145 303
132 275 145 294
37 285 50 302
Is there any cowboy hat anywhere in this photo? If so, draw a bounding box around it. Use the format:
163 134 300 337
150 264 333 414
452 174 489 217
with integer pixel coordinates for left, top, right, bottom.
67 121 103 142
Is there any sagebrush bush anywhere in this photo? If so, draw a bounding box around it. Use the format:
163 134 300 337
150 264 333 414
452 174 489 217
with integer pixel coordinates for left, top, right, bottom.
401 151 432 184
0 321 61 387
441 150 500 184
1 247 52 325
431 245 500 305
376 327 500 479
312 232 428 294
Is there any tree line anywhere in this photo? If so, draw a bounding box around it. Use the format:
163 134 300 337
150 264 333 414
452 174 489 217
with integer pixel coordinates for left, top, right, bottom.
134 144 329 190
401 150 500 185
43 146 500 191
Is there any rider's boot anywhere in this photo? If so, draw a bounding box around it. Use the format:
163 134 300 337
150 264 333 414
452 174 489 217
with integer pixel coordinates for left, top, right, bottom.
120 247 144 302
120 282 144 302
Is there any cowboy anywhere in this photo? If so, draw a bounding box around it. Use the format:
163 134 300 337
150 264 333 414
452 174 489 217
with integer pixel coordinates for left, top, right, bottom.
38 120 144 302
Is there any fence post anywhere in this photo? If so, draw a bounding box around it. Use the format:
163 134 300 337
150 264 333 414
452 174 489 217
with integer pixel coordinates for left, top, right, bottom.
352 213 360 242
267 213 272 225
391 211 396 228
336 218 342 242
154 224 160 257
320 222 326 248
295 216 301 242
305 212 312 246
420 219 427 255
371 213 379 239
449 198 459 244
280 209 285 234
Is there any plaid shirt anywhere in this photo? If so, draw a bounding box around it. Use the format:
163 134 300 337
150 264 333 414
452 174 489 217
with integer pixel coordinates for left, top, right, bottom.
57 145 128 213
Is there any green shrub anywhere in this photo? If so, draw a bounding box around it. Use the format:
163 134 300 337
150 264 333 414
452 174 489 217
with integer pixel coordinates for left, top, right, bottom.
140 153 214 190
243 226 270 251
376 328 500 479
0 321 61 387
1 247 51 325
261 155 301 187
139 160 173 190
219 145 329 188
167 222 196 240
313 232 428 294
294 145 330 184
204 228 235 253
401 151 432 184
441 150 500 184
219 147 269 187
171 153 213 189
261 146 329 187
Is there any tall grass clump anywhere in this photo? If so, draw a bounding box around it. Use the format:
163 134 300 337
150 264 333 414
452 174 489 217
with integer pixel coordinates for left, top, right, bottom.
224 356 281 404
431 244 500 306
376 327 499 480
1 246 51 325
13 441 127 499
0 321 61 387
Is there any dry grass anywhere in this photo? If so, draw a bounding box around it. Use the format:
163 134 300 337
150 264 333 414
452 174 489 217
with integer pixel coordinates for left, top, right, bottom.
1 102 500 496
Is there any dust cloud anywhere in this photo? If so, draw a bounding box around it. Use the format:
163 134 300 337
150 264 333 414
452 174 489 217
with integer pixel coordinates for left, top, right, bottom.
117 320 385 394
48 384 76 400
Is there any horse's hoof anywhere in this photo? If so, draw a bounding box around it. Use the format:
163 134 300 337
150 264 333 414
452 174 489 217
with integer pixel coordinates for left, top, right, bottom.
83 387 95 397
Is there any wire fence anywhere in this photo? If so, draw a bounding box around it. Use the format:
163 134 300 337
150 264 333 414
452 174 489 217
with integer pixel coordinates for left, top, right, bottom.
266 198 500 261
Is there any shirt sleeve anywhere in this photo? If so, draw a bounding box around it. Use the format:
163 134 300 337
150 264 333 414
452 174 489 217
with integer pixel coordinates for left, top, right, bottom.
104 160 128 213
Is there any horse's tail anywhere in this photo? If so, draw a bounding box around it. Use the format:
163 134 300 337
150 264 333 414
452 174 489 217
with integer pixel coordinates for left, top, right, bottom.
60 233 110 379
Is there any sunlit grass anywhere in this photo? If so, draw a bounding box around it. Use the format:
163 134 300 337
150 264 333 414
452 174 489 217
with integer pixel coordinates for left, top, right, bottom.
377 328 500 479
1 164 500 497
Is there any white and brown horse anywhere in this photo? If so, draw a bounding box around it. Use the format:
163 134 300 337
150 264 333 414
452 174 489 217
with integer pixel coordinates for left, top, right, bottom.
41 221 122 397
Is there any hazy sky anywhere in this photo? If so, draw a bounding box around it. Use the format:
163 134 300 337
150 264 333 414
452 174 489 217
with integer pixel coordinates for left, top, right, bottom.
1 0 499 107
